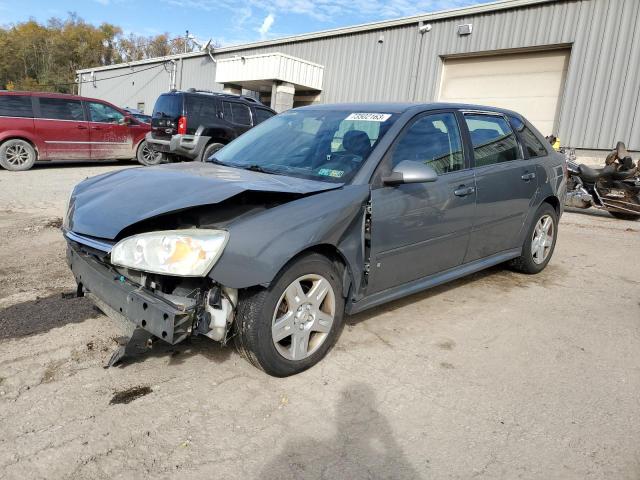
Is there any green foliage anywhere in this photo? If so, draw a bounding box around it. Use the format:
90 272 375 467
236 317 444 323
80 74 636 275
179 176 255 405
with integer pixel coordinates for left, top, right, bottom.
0 14 197 93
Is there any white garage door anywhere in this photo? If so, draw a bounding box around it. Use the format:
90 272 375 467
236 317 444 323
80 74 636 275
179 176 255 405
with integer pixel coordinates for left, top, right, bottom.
439 49 570 136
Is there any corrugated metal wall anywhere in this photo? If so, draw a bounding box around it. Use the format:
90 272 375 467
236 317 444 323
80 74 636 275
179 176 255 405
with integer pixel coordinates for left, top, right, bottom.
80 0 640 150
215 0 639 150
78 57 222 114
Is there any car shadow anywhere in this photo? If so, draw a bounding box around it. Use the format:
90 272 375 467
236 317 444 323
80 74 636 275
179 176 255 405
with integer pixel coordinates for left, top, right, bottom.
347 264 504 326
259 382 420 479
0 292 100 340
112 333 233 368
30 160 133 170
563 206 615 219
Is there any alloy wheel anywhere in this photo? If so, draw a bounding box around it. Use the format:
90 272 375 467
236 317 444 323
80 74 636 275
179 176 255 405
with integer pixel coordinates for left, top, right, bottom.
141 143 161 164
271 274 336 361
531 214 554 264
5 144 30 167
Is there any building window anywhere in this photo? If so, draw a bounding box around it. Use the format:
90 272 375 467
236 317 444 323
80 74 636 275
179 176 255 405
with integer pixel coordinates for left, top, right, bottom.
137 102 145 113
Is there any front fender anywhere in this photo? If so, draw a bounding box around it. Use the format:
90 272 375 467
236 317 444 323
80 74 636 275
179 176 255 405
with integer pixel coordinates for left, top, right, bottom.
208 185 370 291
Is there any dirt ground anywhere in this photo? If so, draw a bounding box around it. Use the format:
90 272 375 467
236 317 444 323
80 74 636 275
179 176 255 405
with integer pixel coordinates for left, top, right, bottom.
0 161 639 480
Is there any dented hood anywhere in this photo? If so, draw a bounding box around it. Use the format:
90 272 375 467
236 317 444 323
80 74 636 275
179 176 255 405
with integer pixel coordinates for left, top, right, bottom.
69 162 342 239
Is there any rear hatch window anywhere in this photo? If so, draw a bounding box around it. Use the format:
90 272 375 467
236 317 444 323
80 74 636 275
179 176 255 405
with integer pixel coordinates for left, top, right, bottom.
151 94 183 138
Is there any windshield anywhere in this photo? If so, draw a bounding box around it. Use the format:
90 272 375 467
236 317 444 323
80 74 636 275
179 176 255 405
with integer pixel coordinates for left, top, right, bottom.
210 109 399 183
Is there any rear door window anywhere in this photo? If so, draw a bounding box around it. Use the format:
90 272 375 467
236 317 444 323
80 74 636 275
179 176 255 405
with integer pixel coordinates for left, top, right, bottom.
39 98 85 121
223 101 252 126
0 95 33 118
464 113 520 167
254 108 275 124
230 102 252 126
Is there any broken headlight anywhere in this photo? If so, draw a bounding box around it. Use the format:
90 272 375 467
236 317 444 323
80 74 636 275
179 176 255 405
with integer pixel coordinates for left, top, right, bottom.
111 229 228 277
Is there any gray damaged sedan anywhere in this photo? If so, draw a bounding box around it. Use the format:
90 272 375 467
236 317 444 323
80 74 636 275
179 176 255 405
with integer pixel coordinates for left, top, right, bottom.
64 103 566 376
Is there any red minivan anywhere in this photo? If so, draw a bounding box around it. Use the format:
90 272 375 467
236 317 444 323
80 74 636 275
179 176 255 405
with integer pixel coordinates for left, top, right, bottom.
0 91 156 171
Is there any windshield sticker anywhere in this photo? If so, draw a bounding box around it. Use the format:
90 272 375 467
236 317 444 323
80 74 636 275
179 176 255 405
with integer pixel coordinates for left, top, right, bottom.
318 168 345 178
345 113 392 122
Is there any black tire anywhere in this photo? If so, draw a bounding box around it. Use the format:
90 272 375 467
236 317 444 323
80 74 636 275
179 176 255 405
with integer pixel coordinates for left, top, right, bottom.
0 139 36 171
136 140 164 166
234 253 345 377
510 203 558 274
200 142 225 162
609 210 640 221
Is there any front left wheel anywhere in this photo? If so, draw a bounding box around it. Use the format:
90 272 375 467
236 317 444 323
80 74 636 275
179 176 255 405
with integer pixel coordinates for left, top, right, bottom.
234 253 345 377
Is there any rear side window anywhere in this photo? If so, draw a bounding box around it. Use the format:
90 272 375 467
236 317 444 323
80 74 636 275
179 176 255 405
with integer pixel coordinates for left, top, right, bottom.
186 96 218 127
223 101 252 126
464 114 520 167
153 94 182 118
254 108 275 124
39 98 84 121
510 116 548 158
0 95 33 118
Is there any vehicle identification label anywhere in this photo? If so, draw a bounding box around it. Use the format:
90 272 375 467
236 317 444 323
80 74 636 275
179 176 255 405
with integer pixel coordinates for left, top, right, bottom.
345 113 392 122
318 169 344 178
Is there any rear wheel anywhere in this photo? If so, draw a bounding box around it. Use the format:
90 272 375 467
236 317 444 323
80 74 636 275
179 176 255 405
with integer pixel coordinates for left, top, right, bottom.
136 140 164 166
510 203 558 274
234 253 345 377
0 139 36 171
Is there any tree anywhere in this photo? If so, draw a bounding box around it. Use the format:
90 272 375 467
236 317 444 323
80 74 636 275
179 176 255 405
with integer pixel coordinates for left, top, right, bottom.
0 14 202 93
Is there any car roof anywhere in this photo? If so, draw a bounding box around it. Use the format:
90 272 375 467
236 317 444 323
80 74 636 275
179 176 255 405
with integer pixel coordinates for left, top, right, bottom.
164 89 267 104
295 102 523 118
0 90 124 107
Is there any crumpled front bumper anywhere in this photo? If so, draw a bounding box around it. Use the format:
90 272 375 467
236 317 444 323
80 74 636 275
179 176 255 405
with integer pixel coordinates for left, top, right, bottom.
66 244 195 344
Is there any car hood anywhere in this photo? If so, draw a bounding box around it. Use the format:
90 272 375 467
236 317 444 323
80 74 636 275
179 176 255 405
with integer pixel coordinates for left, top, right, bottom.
68 162 342 240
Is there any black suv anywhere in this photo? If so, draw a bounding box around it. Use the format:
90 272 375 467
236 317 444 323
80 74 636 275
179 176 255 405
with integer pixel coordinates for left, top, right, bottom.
144 89 276 165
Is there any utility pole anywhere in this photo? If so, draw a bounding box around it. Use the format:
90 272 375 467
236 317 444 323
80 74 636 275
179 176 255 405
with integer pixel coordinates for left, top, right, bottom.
185 30 189 53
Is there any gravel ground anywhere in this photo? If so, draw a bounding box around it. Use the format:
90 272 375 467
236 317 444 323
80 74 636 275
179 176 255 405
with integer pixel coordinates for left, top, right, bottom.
0 162 639 480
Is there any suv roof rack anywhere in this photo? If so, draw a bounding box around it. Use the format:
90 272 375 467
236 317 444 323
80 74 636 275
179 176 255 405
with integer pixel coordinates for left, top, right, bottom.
184 88 262 105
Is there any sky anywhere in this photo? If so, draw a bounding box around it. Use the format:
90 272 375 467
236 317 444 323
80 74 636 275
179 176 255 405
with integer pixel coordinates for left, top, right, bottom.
0 0 493 47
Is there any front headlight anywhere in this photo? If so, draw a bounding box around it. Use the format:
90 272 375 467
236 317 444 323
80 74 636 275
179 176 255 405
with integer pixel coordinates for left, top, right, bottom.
111 229 228 277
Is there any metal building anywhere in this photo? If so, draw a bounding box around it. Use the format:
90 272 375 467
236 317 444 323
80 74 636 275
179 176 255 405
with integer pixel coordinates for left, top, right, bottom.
76 0 640 158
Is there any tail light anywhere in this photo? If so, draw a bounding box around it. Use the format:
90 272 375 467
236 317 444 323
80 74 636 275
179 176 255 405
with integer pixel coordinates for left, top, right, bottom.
177 116 187 135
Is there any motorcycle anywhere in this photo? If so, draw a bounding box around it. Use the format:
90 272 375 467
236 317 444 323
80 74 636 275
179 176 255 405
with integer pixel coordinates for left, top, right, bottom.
565 142 640 220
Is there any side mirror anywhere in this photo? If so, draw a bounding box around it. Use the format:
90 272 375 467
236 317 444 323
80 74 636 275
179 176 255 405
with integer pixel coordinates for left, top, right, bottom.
383 160 438 185
123 115 133 125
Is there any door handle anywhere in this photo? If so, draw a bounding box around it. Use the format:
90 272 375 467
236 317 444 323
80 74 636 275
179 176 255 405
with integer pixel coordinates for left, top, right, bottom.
76 125 88 130
454 185 475 197
91 126 102 130
521 172 536 181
